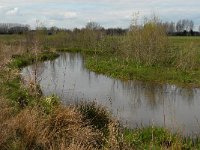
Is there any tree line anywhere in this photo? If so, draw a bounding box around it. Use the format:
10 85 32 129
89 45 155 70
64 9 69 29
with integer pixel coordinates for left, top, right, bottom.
0 23 30 34
160 19 200 36
0 19 200 36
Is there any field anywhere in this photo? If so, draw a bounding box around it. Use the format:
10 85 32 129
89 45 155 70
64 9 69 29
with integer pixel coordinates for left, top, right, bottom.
56 35 200 87
0 33 200 149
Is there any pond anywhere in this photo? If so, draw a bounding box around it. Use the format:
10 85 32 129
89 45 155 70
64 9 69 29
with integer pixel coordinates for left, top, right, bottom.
21 53 200 136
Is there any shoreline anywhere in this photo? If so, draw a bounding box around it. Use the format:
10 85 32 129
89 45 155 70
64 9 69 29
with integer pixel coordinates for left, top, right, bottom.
0 48 199 149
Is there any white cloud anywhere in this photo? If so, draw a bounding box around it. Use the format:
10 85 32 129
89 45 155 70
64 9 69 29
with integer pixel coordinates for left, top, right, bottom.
40 10 77 21
0 0 199 29
63 12 77 19
6 7 19 15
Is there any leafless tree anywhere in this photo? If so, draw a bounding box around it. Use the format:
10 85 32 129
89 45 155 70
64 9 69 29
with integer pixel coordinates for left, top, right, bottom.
176 19 194 32
161 21 175 34
189 20 194 31
85 21 102 30
176 20 184 32
0 23 29 34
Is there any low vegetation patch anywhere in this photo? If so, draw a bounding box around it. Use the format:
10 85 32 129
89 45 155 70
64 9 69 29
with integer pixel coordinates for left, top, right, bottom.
1 22 200 149
53 19 200 87
84 54 200 87
9 51 59 69
77 102 111 137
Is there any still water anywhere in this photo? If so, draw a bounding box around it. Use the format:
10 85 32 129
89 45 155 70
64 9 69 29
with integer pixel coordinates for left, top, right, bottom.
21 53 200 136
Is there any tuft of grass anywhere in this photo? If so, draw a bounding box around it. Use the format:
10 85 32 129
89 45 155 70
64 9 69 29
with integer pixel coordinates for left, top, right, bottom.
123 127 176 148
0 106 103 150
40 95 60 114
77 102 110 136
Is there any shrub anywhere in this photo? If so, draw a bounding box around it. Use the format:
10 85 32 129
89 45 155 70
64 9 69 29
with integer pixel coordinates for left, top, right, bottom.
127 17 171 66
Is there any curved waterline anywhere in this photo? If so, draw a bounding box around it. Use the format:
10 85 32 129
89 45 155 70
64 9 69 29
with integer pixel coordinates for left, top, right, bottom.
21 52 200 136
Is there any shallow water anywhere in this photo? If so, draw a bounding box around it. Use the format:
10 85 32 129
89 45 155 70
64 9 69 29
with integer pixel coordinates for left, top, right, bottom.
21 53 200 136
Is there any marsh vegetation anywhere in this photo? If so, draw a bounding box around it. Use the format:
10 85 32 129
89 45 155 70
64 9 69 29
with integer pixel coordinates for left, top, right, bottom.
0 15 200 149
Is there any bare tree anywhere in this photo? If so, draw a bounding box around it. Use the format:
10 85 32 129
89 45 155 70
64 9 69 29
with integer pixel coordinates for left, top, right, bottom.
176 20 184 32
161 21 175 34
176 19 194 32
85 21 102 30
189 20 194 31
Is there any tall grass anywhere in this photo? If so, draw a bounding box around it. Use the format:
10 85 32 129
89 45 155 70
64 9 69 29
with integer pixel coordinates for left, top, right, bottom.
126 18 171 66
175 42 200 71
44 15 200 72
0 105 102 149
0 23 200 149
0 37 129 149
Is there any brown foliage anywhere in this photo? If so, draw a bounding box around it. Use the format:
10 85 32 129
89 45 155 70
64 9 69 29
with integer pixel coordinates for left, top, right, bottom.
0 105 104 150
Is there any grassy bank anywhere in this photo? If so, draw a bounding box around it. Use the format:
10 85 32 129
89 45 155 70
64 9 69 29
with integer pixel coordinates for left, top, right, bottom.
1 34 200 149
51 24 200 87
0 48 108 149
57 40 200 87
35 27 196 88
1 56 200 149
85 54 200 87
9 51 59 69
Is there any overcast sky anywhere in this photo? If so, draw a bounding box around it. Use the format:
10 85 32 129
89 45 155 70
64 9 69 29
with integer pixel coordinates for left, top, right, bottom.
0 0 200 29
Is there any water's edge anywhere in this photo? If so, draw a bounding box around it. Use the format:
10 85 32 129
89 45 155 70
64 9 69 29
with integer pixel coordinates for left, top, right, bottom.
21 53 200 136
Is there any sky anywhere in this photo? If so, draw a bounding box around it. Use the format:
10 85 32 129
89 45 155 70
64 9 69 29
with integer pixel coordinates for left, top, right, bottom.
0 0 200 29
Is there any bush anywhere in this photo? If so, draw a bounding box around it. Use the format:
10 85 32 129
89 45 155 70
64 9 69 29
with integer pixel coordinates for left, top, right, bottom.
127 17 171 66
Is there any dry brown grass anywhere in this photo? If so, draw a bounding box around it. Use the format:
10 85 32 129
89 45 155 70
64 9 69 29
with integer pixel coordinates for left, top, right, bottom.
105 121 133 150
0 97 15 146
0 41 25 68
0 36 105 150
0 95 132 150
0 105 105 150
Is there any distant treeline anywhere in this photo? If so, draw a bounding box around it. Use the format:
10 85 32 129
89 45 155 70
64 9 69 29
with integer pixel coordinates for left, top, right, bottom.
160 19 200 36
0 23 30 34
0 19 200 36
71 27 128 36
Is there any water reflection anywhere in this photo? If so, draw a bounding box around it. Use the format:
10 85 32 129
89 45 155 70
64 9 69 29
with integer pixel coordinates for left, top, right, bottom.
21 53 200 136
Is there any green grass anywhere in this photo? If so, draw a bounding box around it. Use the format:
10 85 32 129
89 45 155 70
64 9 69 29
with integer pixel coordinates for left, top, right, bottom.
1 50 59 110
1 34 200 149
123 127 200 149
56 47 104 56
2 34 199 88
55 36 200 87
9 51 59 69
84 55 200 87
57 47 82 53
0 34 24 40
2 72 34 109
124 127 175 149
